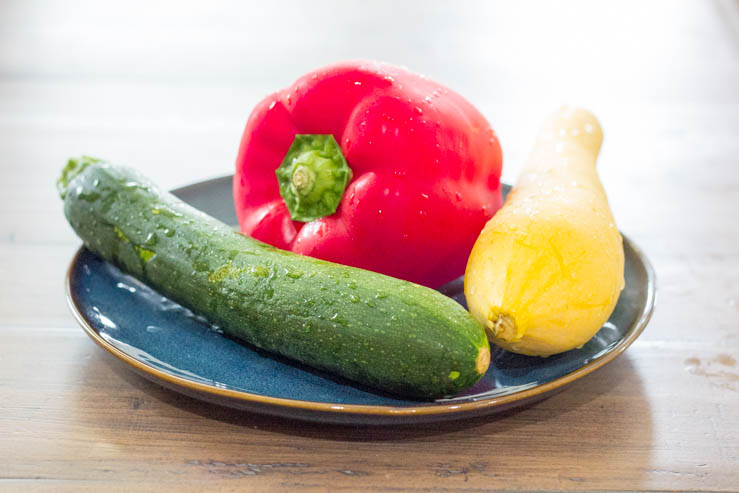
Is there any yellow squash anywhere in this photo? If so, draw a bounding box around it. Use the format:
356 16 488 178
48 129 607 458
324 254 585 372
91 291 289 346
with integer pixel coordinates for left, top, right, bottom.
464 107 624 356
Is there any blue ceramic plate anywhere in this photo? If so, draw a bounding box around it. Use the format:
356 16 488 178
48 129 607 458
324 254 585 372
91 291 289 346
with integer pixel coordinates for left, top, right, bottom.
66 176 655 425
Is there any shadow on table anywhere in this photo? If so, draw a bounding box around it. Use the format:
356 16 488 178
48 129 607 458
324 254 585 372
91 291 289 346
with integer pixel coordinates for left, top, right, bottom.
66 339 655 489
97 345 652 445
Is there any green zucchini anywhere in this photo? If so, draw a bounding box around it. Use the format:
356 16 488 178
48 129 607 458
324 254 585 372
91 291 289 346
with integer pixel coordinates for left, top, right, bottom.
58 157 490 398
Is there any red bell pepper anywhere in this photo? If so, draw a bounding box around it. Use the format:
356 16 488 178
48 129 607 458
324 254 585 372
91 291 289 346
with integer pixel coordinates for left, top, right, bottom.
234 61 503 288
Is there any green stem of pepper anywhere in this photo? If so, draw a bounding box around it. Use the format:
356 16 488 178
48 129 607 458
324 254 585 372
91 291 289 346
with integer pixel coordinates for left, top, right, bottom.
275 134 353 222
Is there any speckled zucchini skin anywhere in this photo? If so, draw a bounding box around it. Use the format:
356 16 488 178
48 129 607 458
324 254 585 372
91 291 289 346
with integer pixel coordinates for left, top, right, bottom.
59 158 489 398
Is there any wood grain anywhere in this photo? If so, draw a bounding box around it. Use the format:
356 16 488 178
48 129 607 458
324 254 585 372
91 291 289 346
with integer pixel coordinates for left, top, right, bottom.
1 0 738 491
2 327 737 491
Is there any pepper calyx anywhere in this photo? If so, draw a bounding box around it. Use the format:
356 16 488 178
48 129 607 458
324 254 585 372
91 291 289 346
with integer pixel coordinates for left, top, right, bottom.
276 134 352 222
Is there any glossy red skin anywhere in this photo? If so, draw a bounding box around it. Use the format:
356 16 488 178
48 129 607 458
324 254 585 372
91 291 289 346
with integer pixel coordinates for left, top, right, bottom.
234 61 502 288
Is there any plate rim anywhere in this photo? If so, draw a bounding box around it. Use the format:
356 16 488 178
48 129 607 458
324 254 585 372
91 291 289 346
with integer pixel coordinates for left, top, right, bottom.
65 177 656 419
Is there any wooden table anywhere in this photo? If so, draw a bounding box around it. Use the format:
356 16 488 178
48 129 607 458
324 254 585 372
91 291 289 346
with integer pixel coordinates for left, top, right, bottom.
2 1 737 490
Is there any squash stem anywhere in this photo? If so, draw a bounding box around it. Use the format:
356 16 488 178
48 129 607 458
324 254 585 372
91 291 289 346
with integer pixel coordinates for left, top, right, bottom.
476 345 491 375
57 156 103 199
488 313 521 342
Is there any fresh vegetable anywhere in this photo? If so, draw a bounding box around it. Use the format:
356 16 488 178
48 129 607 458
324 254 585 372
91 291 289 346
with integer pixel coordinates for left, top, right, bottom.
59 157 490 398
464 107 625 357
234 60 503 288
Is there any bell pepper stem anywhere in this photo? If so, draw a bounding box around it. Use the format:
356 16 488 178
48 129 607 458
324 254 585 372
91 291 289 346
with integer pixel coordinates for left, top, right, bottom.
276 134 353 222
291 165 316 197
